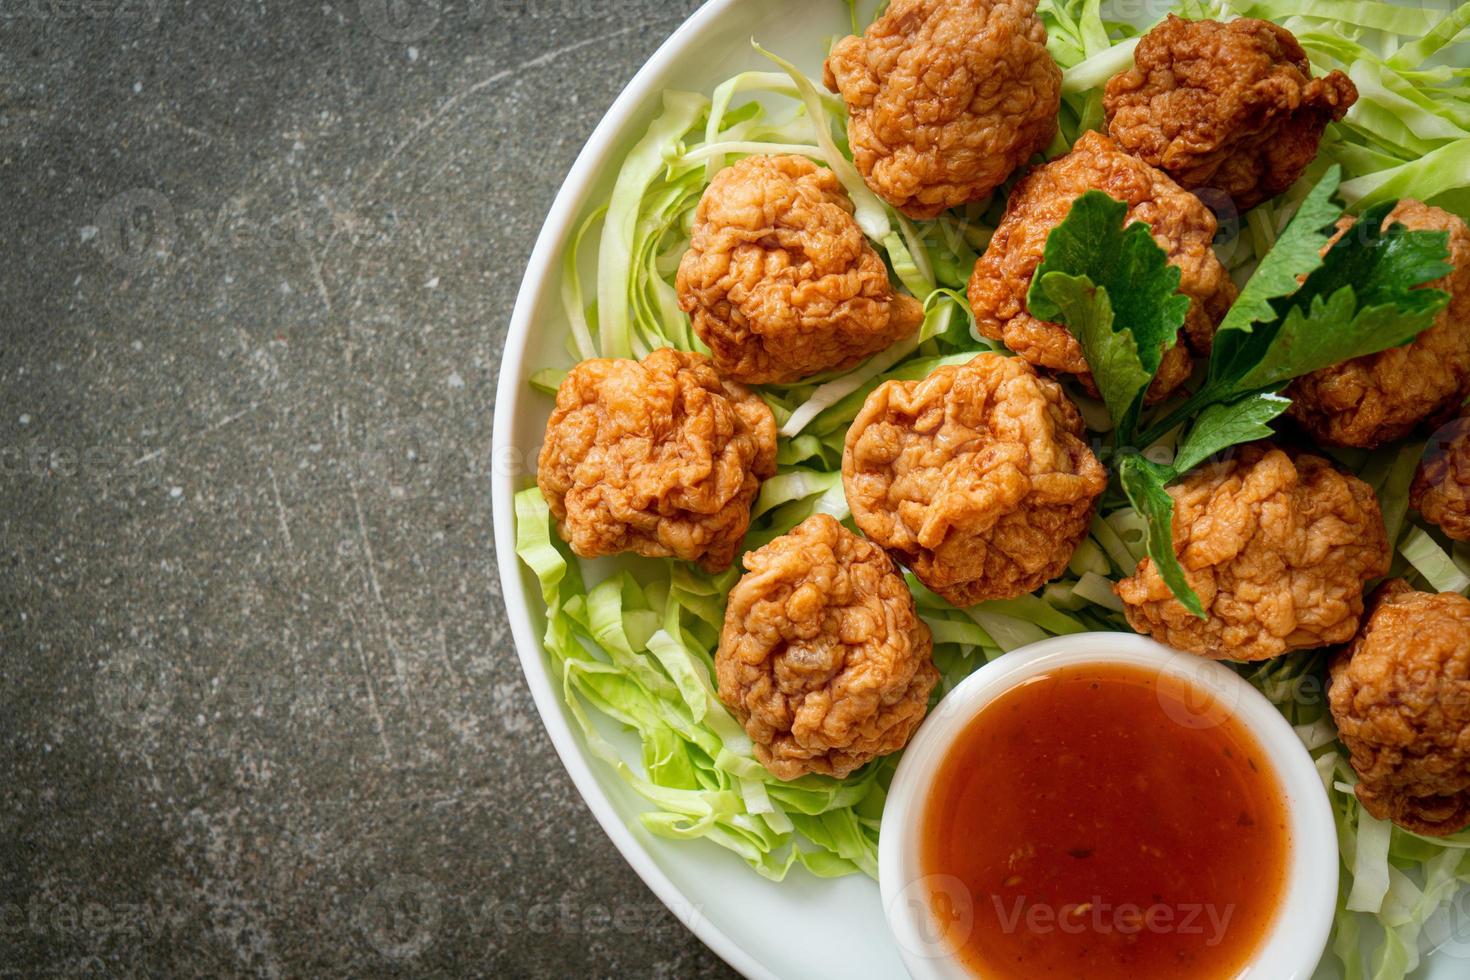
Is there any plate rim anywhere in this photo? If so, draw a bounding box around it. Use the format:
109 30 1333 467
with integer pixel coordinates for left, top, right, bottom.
491 2 770 978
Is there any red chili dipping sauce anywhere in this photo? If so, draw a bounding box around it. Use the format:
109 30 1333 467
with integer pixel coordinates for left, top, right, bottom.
921 662 1290 979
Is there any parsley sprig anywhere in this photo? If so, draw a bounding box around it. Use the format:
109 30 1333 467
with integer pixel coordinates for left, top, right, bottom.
1031 167 1452 616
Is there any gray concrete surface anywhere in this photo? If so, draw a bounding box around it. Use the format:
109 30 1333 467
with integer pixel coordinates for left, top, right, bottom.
0 1 738 976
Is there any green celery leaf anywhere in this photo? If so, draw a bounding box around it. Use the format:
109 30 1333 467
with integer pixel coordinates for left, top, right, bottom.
1027 191 1189 439
1294 201 1452 312
1207 167 1345 385
1034 271 1152 439
1172 393 1292 474
1230 284 1448 395
1118 455 1204 619
1028 190 1189 377
1219 204 1453 397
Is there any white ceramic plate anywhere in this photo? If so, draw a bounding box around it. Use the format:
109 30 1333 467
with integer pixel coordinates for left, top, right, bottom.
491 2 1464 977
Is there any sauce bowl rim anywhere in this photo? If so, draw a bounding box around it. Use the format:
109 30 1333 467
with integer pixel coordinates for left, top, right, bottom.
879 631 1339 980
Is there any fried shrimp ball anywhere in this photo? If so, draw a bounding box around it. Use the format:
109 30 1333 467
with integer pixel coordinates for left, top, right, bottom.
1103 16 1358 211
715 514 938 780
536 348 776 572
1329 581 1470 836
1288 201 1470 448
675 155 924 385
842 353 1107 606
823 0 1061 219
967 131 1237 401
1413 417 1470 541
1116 445 1389 661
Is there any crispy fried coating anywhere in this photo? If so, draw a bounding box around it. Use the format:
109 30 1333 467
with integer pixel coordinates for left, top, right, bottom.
842 353 1107 606
1288 201 1470 448
536 348 776 572
967 131 1237 401
1330 581 1470 836
1117 445 1389 661
675 155 924 384
715 513 938 780
1414 415 1470 541
823 0 1061 219
1103 16 1357 211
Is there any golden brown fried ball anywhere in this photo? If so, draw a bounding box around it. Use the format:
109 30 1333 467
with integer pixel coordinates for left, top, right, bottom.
536 348 776 572
967 131 1237 402
1103 16 1357 211
675 155 924 385
823 0 1061 219
1117 445 1389 661
1330 581 1470 837
842 353 1107 606
1414 417 1470 541
715 513 938 780
1288 200 1470 448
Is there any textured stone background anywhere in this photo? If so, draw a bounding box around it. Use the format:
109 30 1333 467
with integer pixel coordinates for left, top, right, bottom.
0 1 737 976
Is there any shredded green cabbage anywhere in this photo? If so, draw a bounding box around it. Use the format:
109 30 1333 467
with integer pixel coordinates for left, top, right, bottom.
516 2 1470 973
515 488 883 880
1401 526 1470 594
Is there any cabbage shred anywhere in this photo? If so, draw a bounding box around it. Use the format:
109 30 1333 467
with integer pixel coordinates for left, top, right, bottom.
517 0 1470 972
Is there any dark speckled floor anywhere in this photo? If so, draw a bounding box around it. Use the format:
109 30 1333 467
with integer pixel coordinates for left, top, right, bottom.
0 1 738 976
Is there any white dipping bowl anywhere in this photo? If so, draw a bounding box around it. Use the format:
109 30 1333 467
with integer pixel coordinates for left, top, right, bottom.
879 632 1338 980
